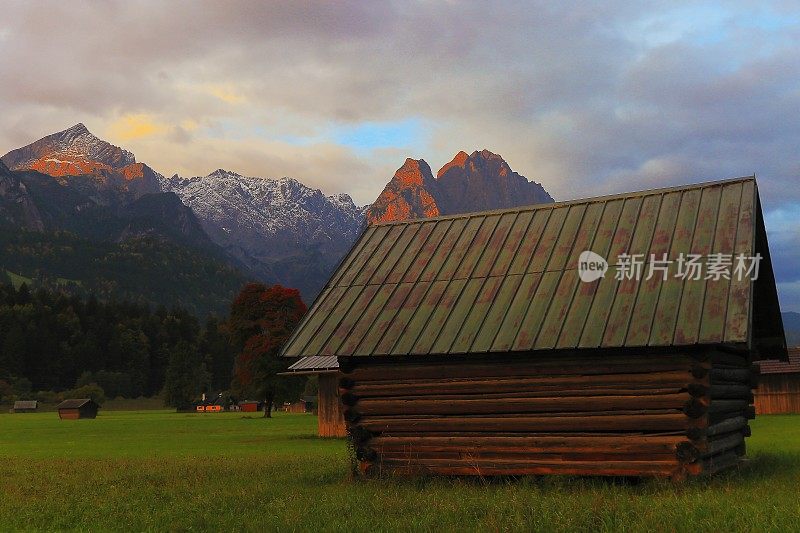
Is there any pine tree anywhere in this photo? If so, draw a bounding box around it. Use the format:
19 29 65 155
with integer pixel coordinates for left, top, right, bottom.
164 341 209 410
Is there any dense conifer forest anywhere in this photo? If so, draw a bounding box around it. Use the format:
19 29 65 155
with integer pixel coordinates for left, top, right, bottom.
0 282 235 404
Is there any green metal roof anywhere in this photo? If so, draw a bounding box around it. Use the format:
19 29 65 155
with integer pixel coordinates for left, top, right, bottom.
282 177 786 359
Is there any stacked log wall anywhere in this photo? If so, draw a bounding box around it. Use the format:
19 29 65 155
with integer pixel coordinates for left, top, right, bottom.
340 348 756 479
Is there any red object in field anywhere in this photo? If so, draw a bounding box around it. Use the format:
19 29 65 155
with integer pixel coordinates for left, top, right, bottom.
239 401 260 412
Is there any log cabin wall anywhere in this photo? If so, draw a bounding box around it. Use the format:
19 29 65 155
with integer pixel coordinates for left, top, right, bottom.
318 372 347 437
754 374 800 414
340 348 756 479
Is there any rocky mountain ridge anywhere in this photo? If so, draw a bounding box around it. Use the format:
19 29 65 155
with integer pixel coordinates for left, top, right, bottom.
1 124 556 302
366 149 553 224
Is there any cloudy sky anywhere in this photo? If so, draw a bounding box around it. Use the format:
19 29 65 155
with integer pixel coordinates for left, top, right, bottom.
1 1 799 310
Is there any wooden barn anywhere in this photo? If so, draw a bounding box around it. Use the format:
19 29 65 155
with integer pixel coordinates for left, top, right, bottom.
282 177 787 479
283 355 346 437
239 401 263 413
754 347 800 414
12 400 38 413
57 399 99 420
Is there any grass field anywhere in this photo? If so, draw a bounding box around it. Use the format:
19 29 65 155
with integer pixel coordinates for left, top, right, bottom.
1 411 799 532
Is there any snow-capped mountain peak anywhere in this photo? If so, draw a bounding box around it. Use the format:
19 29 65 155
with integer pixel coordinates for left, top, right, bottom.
2 123 136 172
161 168 367 297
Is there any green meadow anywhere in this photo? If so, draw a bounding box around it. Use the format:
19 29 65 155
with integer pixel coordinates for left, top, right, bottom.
1 410 799 532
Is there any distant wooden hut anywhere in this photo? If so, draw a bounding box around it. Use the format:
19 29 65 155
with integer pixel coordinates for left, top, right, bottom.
282 400 309 413
12 400 38 413
282 177 786 479
754 347 800 414
57 399 99 420
283 355 346 437
239 401 262 413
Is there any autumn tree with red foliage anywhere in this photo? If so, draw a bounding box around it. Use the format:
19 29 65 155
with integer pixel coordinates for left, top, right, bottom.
230 283 306 417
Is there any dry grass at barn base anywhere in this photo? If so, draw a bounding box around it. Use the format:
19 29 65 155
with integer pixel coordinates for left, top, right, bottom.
1 411 799 532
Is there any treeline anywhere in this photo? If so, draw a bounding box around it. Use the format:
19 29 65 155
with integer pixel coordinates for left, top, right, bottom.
0 283 234 404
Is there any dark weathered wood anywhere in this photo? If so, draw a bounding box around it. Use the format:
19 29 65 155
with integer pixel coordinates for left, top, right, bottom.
710 368 751 383
709 399 749 415
706 416 748 437
344 350 747 479
343 358 703 383
349 393 694 417
701 432 745 458
357 412 696 434
367 435 689 453
342 371 698 398
365 458 691 477
702 449 741 475
710 384 755 401
375 450 683 462
343 387 693 404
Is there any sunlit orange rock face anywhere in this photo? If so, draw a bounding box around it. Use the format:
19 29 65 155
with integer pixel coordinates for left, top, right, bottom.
1 124 162 199
366 158 441 224
365 150 554 224
28 157 113 178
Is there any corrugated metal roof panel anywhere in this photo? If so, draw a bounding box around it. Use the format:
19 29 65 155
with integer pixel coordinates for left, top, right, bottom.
282 177 786 359
286 355 339 372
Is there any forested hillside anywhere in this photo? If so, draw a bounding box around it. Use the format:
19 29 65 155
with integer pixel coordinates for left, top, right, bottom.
0 225 247 317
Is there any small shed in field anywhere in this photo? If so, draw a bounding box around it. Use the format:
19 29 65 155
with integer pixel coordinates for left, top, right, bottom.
754 347 800 414
57 398 99 420
282 177 786 479
239 400 263 413
283 355 346 437
12 400 38 413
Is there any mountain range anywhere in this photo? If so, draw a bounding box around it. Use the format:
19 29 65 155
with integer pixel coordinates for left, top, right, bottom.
1 123 798 346
0 124 556 311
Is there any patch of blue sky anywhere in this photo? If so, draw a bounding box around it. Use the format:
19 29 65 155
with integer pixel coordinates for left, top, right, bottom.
273 117 429 154
626 4 798 49
765 203 800 236
330 118 427 154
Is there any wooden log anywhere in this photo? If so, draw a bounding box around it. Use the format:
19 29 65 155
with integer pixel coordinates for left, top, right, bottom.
342 387 694 405
709 368 751 383
706 416 748 437
344 382 697 401
701 432 744 458
709 399 749 415
356 412 697 434
343 359 705 383
349 393 694 417
365 458 683 477
374 450 683 462
366 435 693 458
709 384 755 401
342 371 699 398
702 449 741 475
